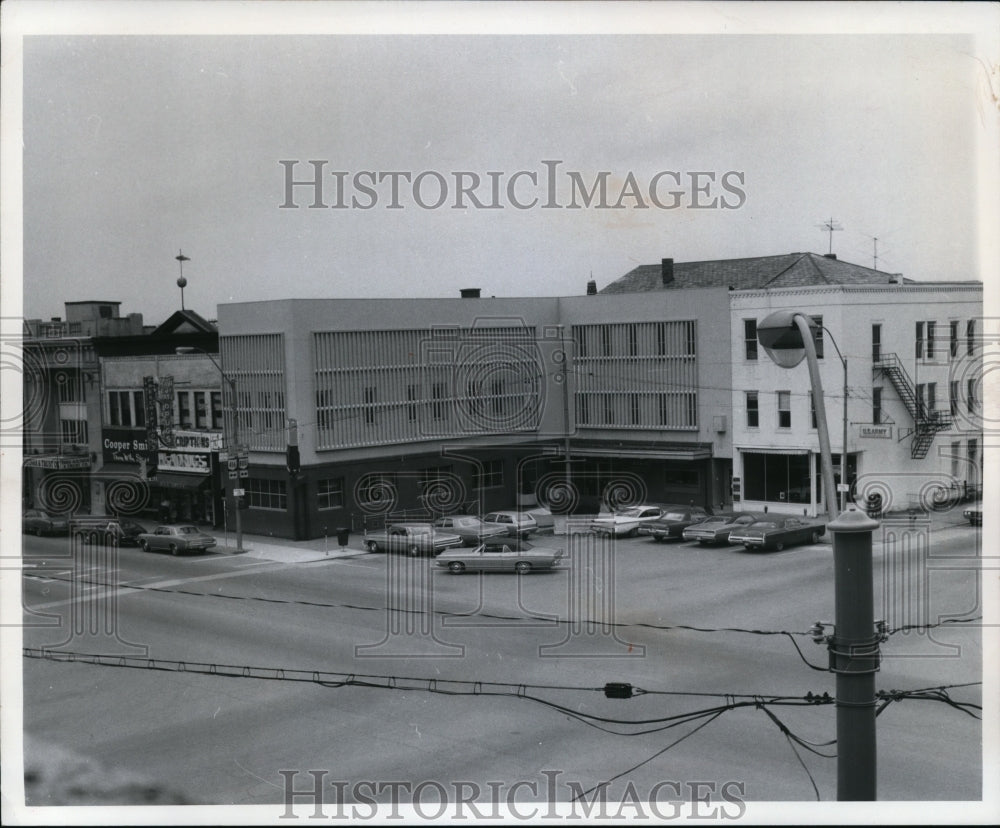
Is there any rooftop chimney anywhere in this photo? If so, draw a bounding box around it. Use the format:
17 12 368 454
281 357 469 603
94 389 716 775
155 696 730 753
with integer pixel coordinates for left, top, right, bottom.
586 280 597 295
823 253 837 260
661 258 674 285
460 288 481 299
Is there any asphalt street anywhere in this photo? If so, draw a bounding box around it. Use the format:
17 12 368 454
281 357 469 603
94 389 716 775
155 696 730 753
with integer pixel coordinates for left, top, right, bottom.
20 522 984 808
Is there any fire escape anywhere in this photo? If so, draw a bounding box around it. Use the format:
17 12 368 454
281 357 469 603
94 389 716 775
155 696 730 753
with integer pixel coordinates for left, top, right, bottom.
873 353 950 459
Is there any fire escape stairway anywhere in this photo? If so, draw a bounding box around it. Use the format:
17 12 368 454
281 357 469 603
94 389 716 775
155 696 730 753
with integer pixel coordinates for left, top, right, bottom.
873 353 950 460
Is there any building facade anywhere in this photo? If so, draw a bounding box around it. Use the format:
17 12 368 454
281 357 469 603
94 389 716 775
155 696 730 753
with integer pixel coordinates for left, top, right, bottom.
729 282 983 517
216 289 733 539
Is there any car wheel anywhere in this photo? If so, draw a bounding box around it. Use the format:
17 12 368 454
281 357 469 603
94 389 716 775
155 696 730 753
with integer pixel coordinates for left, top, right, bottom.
169 544 179 556
366 541 380 553
627 528 638 538
449 561 466 574
810 531 820 544
744 543 752 550
774 542 785 552
515 561 531 575
408 545 420 557
33 527 43 537
139 539 148 552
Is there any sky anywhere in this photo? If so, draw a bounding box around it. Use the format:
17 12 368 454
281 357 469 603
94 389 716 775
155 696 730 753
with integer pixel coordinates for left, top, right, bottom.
7 2 999 326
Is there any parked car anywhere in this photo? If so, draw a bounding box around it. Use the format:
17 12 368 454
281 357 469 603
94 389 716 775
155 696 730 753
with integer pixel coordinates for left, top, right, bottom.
137 524 217 555
589 504 669 537
22 509 69 536
436 538 564 574
638 505 712 542
525 506 554 530
433 515 509 546
682 512 767 545
105 518 147 546
364 523 463 556
728 516 826 551
481 510 538 538
963 503 982 526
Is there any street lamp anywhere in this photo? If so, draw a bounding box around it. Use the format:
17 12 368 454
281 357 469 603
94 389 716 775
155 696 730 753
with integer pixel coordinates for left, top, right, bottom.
758 311 879 801
820 327 849 513
176 346 243 553
756 310 838 524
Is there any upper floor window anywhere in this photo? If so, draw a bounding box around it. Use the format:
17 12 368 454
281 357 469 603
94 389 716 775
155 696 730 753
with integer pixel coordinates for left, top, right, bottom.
872 387 883 425
915 322 925 359
872 323 882 362
966 319 976 357
777 391 791 428
950 321 959 358
810 316 824 360
746 391 759 428
926 321 936 359
744 319 758 360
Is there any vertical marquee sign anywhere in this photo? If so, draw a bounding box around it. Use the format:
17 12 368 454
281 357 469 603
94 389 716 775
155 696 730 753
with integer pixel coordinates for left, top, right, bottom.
157 375 175 449
143 376 159 478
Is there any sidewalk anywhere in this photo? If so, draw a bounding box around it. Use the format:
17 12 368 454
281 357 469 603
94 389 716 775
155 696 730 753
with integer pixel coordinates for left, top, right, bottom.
205 507 976 566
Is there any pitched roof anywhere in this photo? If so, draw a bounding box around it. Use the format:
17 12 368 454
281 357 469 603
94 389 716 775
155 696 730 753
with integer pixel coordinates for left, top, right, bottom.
150 309 218 337
599 252 913 294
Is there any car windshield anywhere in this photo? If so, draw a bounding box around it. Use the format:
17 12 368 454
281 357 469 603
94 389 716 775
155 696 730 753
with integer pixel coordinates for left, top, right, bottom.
178 526 199 534
663 512 687 520
751 522 778 530
454 517 478 527
699 517 727 525
617 507 645 517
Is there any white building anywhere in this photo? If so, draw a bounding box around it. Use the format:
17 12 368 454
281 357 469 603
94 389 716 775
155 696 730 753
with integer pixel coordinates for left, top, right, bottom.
729 279 983 517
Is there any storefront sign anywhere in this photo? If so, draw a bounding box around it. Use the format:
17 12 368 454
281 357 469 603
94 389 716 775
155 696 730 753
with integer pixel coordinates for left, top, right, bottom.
859 425 892 439
158 450 212 474
23 454 92 470
172 430 223 452
102 428 149 464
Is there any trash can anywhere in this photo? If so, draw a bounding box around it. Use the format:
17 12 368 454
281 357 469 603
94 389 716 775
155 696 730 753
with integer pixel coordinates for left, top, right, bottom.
336 527 350 547
865 492 883 519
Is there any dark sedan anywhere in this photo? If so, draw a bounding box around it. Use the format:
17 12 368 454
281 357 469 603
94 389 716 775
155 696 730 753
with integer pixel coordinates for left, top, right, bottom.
682 512 767 544
22 509 69 536
638 505 712 542
728 516 826 551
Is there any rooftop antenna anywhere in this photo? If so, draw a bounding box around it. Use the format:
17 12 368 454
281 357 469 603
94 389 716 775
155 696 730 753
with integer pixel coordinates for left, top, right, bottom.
817 217 843 255
175 250 190 310
871 236 879 270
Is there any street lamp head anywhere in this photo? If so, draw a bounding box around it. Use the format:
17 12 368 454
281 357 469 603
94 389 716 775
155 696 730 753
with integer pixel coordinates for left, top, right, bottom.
757 310 817 369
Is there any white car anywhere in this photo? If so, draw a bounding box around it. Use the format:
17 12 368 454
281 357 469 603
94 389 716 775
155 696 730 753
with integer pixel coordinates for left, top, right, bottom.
481 510 538 538
589 505 666 537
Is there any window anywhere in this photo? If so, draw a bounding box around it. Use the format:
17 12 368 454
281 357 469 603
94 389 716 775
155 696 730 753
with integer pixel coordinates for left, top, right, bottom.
746 391 759 428
601 327 612 357
872 324 882 362
915 322 925 359
194 391 208 429
472 459 503 489
630 393 641 425
951 442 961 480
967 319 975 357
658 394 669 426
364 386 377 426
60 419 88 444
432 383 447 420
604 396 614 425
407 384 419 422
777 391 791 428
317 478 344 510
491 378 504 416
916 383 925 417
742 452 812 504
578 395 590 425
628 326 637 357
133 391 146 428
686 393 697 428
177 392 193 428
950 321 959 358
656 325 666 356
810 316 824 360
98 305 113 319
247 478 287 510
57 373 82 403
926 382 937 414
872 387 883 425
109 390 146 427
926 321 936 359
950 381 959 417
684 320 696 356
968 378 977 413
211 391 223 430
744 319 758 360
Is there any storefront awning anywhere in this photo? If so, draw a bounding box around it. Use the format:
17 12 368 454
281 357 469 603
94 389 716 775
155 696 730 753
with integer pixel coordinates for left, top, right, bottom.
571 445 713 461
153 473 212 490
737 447 811 456
23 453 92 470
